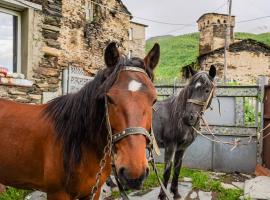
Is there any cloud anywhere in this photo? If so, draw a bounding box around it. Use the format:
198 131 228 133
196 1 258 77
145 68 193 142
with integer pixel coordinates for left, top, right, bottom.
0 40 13 71
122 0 270 38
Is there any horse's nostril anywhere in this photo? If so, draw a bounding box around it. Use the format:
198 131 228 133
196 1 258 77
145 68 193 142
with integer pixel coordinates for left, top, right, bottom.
118 167 126 178
190 115 194 121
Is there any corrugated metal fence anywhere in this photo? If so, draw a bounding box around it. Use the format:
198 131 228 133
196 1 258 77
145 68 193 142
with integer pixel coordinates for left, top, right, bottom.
155 85 263 173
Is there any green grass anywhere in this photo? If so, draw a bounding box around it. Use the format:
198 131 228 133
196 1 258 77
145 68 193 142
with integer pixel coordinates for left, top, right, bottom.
0 187 29 200
110 164 244 199
146 32 270 82
146 33 199 83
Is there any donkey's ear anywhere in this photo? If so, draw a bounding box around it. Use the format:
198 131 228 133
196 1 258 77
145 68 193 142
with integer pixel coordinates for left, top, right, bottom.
104 42 120 68
209 65 216 79
144 43 160 70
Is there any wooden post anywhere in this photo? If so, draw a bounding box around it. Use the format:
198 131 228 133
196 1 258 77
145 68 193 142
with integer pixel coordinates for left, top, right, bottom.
223 0 232 83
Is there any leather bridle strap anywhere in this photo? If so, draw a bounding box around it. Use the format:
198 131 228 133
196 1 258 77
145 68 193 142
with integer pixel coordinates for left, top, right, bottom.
112 127 152 144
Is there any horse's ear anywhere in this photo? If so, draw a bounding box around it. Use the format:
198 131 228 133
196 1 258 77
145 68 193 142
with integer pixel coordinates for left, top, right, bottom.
188 66 197 77
144 43 160 70
183 66 197 79
104 42 120 68
209 65 216 79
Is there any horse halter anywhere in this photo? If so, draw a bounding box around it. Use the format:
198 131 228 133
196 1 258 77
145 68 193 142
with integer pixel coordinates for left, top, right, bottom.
187 82 215 113
105 66 153 147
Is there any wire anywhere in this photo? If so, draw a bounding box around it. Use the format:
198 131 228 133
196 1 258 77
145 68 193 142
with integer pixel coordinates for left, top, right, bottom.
237 15 270 23
212 1 228 12
160 0 228 35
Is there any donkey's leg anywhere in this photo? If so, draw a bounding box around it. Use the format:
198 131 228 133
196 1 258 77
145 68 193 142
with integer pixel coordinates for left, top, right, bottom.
170 149 184 200
47 191 72 200
158 145 175 200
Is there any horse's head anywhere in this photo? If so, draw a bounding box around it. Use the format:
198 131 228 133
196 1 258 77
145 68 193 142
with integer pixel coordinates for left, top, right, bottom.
104 42 160 189
183 65 216 126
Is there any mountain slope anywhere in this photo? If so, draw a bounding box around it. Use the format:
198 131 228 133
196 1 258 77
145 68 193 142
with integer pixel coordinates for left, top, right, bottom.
146 32 270 82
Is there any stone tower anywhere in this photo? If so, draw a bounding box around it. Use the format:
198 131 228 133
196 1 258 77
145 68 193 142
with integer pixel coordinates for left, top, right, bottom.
197 13 235 55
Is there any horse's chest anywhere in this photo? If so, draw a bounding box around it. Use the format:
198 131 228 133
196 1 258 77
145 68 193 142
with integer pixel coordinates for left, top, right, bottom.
178 131 196 149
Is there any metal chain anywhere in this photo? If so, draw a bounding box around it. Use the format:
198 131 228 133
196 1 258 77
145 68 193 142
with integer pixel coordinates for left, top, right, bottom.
89 97 113 200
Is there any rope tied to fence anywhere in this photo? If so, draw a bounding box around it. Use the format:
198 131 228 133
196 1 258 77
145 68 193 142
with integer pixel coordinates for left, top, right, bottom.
193 114 270 151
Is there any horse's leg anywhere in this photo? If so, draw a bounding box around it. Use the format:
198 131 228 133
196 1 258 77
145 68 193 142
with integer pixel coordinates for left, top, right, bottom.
47 192 72 200
158 145 175 200
170 149 184 200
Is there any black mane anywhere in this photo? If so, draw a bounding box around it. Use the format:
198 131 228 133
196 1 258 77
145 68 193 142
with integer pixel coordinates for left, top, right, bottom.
44 56 153 175
169 71 213 136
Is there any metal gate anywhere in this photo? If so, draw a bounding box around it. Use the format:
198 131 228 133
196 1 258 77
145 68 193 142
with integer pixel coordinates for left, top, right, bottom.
263 85 270 169
155 85 262 173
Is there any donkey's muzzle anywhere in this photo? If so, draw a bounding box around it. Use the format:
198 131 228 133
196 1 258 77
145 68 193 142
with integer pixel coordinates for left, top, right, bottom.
118 167 149 189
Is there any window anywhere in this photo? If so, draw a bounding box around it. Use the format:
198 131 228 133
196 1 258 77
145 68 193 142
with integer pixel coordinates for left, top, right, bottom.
224 20 227 24
0 7 21 73
128 28 133 41
128 50 132 59
217 19 221 24
85 1 94 22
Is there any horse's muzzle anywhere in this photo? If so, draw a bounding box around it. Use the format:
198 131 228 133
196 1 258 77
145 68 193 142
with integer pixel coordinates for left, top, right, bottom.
184 112 199 126
118 167 150 190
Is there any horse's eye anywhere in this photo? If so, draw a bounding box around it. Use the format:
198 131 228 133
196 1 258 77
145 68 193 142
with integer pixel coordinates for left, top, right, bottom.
153 99 157 105
107 96 115 105
205 89 210 93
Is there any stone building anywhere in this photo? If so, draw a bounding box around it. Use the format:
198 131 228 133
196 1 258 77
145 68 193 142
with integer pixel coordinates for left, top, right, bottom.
186 13 270 84
198 13 235 55
127 21 148 58
0 0 147 104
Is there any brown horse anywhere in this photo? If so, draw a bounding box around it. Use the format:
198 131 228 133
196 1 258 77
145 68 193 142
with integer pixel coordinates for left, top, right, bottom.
0 42 160 200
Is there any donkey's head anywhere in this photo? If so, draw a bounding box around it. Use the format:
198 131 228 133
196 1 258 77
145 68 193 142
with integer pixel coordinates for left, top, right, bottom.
104 42 160 189
183 65 216 126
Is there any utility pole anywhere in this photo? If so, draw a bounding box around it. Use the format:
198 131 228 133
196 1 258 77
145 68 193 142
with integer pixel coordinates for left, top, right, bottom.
223 0 232 83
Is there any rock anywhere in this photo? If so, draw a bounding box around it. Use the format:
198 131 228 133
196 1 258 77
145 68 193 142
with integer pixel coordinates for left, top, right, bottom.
129 182 193 200
244 176 270 199
15 96 30 103
232 181 245 190
8 88 27 95
35 67 59 77
42 47 61 57
43 24 60 32
25 191 47 200
241 173 253 179
198 191 212 200
0 184 6 193
189 191 198 199
221 182 237 190
183 177 192 182
99 184 111 200
255 164 270 177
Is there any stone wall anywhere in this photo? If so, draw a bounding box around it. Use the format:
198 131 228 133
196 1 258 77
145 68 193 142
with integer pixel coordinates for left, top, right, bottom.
198 13 235 55
0 0 133 104
127 22 147 58
200 51 270 84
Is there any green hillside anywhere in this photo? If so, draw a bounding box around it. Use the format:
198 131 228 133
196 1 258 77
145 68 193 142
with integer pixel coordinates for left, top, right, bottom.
146 32 270 83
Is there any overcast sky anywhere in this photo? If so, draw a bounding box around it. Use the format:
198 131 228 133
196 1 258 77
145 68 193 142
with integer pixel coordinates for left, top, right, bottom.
122 0 270 39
